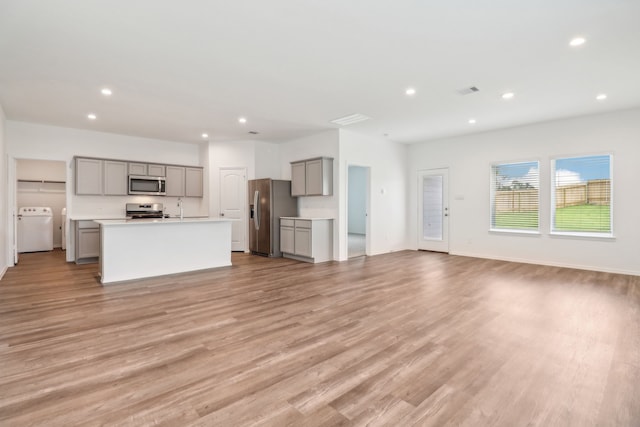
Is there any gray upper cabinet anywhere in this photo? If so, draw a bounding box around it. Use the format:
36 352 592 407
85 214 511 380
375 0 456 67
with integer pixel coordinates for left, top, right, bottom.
290 157 333 196
148 164 166 177
291 162 306 196
128 162 147 176
165 166 186 197
129 163 165 177
185 167 203 197
104 160 128 195
75 157 103 195
75 156 203 197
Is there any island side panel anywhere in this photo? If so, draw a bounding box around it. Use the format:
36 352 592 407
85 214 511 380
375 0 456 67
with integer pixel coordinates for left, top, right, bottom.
100 221 232 284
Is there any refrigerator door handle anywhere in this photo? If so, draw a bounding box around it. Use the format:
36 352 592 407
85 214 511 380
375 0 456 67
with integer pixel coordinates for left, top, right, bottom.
254 190 260 230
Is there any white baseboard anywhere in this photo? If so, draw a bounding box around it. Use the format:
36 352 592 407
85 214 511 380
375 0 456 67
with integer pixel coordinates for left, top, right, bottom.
450 250 640 277
0 264 7 281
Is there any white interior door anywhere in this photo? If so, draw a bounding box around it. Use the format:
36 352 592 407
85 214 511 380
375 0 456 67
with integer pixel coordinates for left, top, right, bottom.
418 168 449 253
219 168 246 252
347 165 370 258
9 157 18 265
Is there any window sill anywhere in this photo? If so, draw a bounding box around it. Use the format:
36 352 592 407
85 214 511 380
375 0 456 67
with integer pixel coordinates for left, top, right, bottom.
489 228 541 236
550 231 616 240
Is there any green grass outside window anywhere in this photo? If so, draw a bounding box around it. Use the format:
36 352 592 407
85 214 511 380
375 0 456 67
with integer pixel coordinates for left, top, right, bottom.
494 204 610 232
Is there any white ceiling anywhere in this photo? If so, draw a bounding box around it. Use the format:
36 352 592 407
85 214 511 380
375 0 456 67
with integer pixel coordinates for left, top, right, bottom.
1 1 639 144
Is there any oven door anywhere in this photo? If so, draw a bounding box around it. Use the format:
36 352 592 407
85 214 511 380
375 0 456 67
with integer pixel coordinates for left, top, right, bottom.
129 176 166 195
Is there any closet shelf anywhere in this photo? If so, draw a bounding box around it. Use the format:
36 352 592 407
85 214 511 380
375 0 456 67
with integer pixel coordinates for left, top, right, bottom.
18 179 66 184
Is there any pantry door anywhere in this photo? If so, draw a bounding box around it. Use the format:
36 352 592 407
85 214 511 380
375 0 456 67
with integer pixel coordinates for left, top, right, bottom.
219 168 247 252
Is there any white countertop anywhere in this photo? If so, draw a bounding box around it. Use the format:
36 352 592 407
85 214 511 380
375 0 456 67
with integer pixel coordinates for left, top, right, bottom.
70 215 209 221
70 215 126 221
95 217 233 226
280 217 334 220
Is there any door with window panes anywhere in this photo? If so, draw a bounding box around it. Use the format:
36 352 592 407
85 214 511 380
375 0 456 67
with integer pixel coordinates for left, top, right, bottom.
418 168 449 252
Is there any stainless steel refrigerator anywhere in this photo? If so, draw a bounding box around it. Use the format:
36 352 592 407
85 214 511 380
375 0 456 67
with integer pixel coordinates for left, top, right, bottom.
248 179 298 257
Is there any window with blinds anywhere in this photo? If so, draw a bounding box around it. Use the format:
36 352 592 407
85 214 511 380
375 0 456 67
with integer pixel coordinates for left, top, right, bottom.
552 154 612 235
490 161 539 231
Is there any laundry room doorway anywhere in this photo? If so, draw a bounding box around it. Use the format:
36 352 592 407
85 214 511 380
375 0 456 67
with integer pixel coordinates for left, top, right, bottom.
15 159 67 263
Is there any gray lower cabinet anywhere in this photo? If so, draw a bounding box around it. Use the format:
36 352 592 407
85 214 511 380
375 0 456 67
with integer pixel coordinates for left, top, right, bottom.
280 220 295 254
280 218 333 263
75 220 100 263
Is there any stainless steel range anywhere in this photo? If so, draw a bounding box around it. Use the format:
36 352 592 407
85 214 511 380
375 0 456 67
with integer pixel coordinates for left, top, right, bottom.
125 203 166 219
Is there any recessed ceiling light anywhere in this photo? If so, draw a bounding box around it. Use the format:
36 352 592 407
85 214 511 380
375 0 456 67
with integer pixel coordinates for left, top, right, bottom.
468 119 477 124
569 37 586 47
596 94 607 101
201 133 209 138
101 88 112 96
238 117 247 124
405 87 416 96
501 92 515 100
87 113 97 120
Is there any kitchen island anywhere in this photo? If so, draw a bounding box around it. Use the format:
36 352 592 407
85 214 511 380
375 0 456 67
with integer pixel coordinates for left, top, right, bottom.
94 217 233 284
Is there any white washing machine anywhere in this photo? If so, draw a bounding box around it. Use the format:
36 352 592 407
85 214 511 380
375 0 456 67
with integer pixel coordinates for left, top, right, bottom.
17 207 54 253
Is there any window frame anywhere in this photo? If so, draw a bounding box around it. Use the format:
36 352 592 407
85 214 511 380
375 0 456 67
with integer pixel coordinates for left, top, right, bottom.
550 153 614 239
489 159 541 234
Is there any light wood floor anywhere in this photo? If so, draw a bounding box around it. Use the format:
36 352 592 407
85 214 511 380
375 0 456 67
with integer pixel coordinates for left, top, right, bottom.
1 250 639 426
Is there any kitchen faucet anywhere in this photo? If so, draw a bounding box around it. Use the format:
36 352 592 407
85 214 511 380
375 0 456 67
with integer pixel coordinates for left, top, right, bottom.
177 198 183 220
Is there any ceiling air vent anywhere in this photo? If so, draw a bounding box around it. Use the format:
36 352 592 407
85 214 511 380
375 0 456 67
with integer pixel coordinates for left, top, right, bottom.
457 86 480 95
248 131 259 135
330 113 371 126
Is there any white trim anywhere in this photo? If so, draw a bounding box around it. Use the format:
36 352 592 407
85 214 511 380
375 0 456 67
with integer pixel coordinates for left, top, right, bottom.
346 163 371 259
549 231 615 240
0 265 7 281
449 250 639 277
489 229 541 236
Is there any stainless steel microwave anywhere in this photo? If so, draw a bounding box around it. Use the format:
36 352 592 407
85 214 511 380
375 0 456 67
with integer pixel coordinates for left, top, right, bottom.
128 175 166 195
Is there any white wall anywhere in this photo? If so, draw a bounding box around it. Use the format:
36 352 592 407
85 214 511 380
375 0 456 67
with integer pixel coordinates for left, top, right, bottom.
6 121 208 261
348 166 367 235
0 105 7 278
255 142 280 180
339 129 408 261
17 159 67 181
408 108 640 275
279 130 340 259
